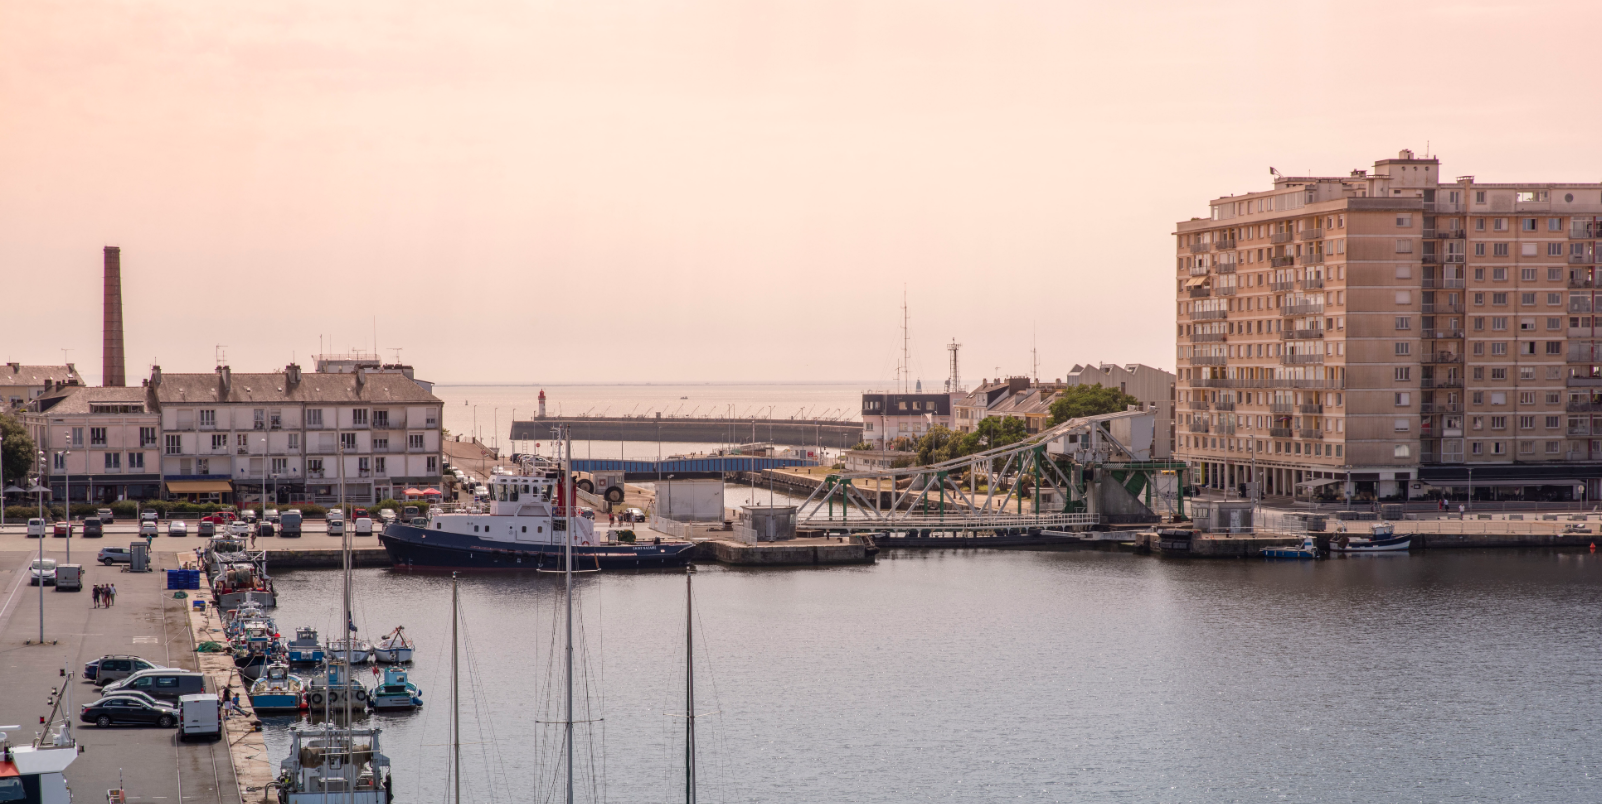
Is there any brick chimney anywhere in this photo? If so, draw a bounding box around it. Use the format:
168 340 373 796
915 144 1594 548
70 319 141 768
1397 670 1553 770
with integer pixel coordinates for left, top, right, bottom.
103 246 126 387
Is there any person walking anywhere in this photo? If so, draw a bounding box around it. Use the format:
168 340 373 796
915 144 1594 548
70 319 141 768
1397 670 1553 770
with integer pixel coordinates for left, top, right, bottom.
108 583 117 607
92 585 101 608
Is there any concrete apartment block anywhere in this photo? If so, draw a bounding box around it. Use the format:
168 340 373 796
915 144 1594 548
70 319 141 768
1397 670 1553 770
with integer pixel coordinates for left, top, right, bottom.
1173 151 1601 503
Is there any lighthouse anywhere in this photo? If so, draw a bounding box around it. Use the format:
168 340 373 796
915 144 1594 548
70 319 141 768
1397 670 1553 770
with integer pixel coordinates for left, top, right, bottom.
538 389 547 418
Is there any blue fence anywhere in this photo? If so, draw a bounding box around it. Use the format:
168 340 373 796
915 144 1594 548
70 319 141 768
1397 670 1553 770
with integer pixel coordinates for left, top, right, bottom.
165 569 202 590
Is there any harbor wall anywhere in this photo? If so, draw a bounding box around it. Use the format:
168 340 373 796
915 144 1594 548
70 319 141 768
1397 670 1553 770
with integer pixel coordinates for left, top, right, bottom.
511 416 861 447
695 538 875 566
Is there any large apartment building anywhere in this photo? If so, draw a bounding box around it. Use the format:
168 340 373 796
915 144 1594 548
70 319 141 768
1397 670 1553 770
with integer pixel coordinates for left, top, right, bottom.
1174 151 1601 502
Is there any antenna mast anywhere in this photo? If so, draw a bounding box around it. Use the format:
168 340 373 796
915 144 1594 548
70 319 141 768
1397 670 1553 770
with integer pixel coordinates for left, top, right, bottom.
946 340 962 394
901 289 909 394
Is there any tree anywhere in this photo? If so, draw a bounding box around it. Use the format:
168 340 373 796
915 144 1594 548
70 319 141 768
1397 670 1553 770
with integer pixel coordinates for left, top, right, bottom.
0 411 36 488
1049 384 1141 425
909 417 1028 467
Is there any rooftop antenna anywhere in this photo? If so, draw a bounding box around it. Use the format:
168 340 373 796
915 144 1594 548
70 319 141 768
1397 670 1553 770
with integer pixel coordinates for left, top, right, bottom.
60 348 72 366
388 348 403 364
1031 325 1039 383
214 345 227 368
901 287 910 394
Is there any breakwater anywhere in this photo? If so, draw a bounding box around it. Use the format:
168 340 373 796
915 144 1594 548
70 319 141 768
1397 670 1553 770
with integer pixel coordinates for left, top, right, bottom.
511 416 861 448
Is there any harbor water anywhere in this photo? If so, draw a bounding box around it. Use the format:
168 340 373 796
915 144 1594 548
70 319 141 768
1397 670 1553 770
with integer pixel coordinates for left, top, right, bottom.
261 548 1599 803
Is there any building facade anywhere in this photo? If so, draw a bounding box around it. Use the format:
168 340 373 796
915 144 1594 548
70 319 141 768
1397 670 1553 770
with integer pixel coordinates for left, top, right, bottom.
1 363 84 410
1174 151 1600 502
23 383 163 503
859 392 953 448
1065 362 1176 458
150 364 445 504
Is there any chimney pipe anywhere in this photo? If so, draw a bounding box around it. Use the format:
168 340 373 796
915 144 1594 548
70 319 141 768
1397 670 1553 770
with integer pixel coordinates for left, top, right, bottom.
103 246 126 387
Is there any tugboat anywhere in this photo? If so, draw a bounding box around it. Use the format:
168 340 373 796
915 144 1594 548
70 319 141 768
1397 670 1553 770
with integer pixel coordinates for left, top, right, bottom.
275 724 392 803
372 627 414 664
286 627 325 664
250 662 308 712
378 429 695 570
367 667 423 711
1330 522 1412 553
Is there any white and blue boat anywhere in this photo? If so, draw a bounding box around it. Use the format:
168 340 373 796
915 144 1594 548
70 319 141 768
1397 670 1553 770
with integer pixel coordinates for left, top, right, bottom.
1261 536 1320 559
286 627 324 664
250 662 307 712
373 626 414 664
1330 523 1412 553
368 666 423 711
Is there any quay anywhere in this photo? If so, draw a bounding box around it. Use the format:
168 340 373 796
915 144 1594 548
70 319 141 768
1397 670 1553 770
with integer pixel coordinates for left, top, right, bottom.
511 415 861 448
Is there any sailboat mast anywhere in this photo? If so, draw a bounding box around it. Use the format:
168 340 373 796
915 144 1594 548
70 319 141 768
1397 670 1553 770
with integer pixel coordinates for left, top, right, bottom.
452 571 460 804
564 426 575 804
685 564 696 804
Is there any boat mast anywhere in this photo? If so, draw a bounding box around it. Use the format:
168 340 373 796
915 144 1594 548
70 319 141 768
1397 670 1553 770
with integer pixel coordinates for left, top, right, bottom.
452 571 460 804
685 564 697 804
564 426 575 804
343 451 354 803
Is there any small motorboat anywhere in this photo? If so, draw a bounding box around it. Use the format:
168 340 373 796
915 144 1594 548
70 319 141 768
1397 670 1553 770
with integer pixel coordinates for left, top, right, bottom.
367 666 423 710
233 647 275 682
250 662 307 712
1262 536 1320 559
1330 523 1412 553
326 638 374 665
286 627 324 664
373 627 414 664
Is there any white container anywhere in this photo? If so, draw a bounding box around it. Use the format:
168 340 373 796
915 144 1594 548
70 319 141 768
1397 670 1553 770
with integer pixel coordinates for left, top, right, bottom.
178 693 221 740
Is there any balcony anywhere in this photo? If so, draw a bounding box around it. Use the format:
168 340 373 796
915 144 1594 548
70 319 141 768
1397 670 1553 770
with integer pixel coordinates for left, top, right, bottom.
1271 232 1295 244
1269 280 1296 292
1215 400 1236 411
1299 403 1323 414
1443 254 1466 263
1420 378 1464 388
357 470 372 478
1191 333 1227 343
1281 329 1324 340
1570 224 1602 239
1420 403 1463 414
1191 355 1227 366
1215 263 1237 274
1282 302 1323 316
1422 254 1440 264
1270 427 1293 438
1189 266 1210 276
1271 256 1295 267
1190 243 1211 254
1271 403 1295 414
1298 277 1325 289
1568 347 1602 363
1191 309 1227 320
307 470 325 479
1424 329 1465 339
1298 429 1324 440
1214 241 1237 252
1188 421 1210 434
1299 253 1325 266
1568 253 1601 264
1567 400 1601 412
1215 286 1237 296
1189 287 1212 298
1422 351 1464 364
1422 277 1467 289
1299 229 1323 241
1281 353 1325 365
1421 302 1463 315
1189 401 1211 411
1569 274 1601 288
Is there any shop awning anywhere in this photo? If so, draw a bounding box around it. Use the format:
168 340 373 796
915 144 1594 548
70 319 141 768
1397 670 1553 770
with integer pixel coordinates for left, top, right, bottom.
1184 277 1209 288
166 480 234 494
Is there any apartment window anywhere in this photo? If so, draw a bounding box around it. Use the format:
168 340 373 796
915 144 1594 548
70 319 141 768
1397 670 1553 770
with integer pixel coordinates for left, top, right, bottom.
373 437 389 451
102 452 119 470
1395 265 1413 279
1548 392 1563 405
89 427 106 446
307 458 324 474
1519 317 1536 330
211 434 227 449
165 434 182 455
1473 293 1484 306
1396 214 1412 227
199 409 216 426
1546 341 1562 355
1393 445 1410 458
1395 239 1412 253
427 456 439 473
139 426 157 446
1472 442 1483 455
1549 217 1562 231
1492 267 1508 281
1546 415 1561 428
306 408 323 426
374 457 387 475
1494 219 1507 231
1572 243 1585 257
288 433 300 449
1473 392 1484 404
1548 267 1563 281
1548 243 1563 256
351 409 368 425
1518 415 1535 429
373 410 390 428
1522 218 1538 232
1546 441 1561 453
1395 316 1412 330
1492 292 1508 305
1394 342 1411 356
1491 392 1507 405
1520 368 1536 381
1547 317 1562 330
1491 317 1508 331
358 457 371 472
340 433 357 450
1547 293 1562 306
128 452 144 470
1394 419 1410 432
271 457 288 474
1521 243 1538 257
1395 291 1411 304
1490 416 1507 430
1394 367 1412 381
1491 343 1507 356
1472 416 1484 430
409 434 425 449
1492 442 1506 455
196 458 209 474
1475 192 1486 205
1473 343 1485 357
1492 243 1509 257
1395 392 1411 406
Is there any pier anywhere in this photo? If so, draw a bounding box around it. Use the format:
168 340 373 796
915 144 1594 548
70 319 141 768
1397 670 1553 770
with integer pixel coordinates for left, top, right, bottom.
511 415 862 448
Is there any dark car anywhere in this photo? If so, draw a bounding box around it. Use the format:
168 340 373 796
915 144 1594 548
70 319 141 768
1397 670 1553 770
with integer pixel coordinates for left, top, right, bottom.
80 696 178 728
98 547 132 565
257 522 275 538
197 521 217 537
82 518 104 538
85 655 166 685
103 669 207 703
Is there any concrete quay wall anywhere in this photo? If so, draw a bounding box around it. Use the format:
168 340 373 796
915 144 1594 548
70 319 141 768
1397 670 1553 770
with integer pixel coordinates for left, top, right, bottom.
512 416 861 447
1132 529 1600 557
695 538 875 566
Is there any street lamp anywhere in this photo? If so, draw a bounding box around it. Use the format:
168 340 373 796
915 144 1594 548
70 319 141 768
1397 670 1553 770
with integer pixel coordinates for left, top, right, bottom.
59 450 70 564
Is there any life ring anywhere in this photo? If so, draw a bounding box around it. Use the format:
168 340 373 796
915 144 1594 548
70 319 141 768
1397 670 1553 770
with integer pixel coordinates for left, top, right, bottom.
309 692 325 706
355 689 368 703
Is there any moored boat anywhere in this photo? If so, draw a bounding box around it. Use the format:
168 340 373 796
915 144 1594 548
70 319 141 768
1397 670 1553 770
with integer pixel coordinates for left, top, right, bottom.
250 663 307 712
373 626 414 663
276 725 391 803
1330 523 1412 553
367 666 423 710
1261 536 1321 559
326 639 373 665
286 627 324 664
305 663 371 711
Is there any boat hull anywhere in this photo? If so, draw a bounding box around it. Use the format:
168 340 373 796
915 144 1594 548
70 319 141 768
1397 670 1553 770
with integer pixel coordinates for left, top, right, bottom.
1330 535 1412 553
379 522 697 570
373 647 412 663
250 693 301 712
1261 548 1319 559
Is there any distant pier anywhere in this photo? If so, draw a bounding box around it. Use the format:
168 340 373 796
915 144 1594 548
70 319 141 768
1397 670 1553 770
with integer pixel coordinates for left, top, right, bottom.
511 416 861 448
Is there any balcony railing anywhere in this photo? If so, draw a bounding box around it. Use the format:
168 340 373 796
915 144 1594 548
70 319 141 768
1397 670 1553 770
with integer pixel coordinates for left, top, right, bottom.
1422 277 1467 289
1430 201 1464 213
1216 263 1237 274
1282 302 1323 316
1271 256 1295 267
1271 232 1295 244
1443 254 1466 263
1191 333 1227 343
1214 241 1237 252
1424 330 1465 339
1299 428 1324 440
1420 403 1463 414
1215 286 1237 296
1188 266 1210 276
1300 253 1325 266
1568 253 1601 264
1422 254 1440 264
1189 287 1212 298
1299 229 1323 241
1270 427 1293 438
1421 302 1463 314
1271 403 1295 414
1420 378 1464 388
1192 377 1345 390
1281 329 1324 340
1191 309 1227 320
1298 277 1325 289
1422 351 1464 364
1190 243 1211 254
1189 401 1211 411
1281 353 1325 365
1299 403 1323 414
1269 280 1295 292
1568 347 1602 363
1569 274 1601 288
1188 422 1210 434
1191 356 1227 366
1570 224 1602 239
1214 400 1236 411
1565 400 1601 412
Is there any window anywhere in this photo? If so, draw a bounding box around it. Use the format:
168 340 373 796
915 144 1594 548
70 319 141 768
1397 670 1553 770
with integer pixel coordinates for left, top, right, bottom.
1395 367 1412 381
1519 415 1535 429
1395 392 1411 406
1494 218 1507 231
306 409 323 426
1474 243 1486 257
1491 392 1507 405
1473 392 1484 404
373 410 390 428
103 452 120 470
1546 341 1562 354
374 457 386 475
271 457 287 474
351 409 368 425
1492 292 1508 305
358 457 371 472
199 409 216 426
426 456 439 473
1474 292 1485 306
1472 416 1484 429
1546 416 1561 428
1547 317 1562 330
1397 214 1412 227
1473 343 1485 356
139 426 157 446
409 434 425 449
1521 243 1538 257
1519 317 1535 330
1395 342 1411 355
211 434 227 449
340 433 357 450
1393 445 1411 458
1395 265 1413 279
373 437 388 451
1491 344 1507 356
1522 218 1538 231
1546 441 1561 453
1548 243 1563 256
89 427 106 446
1394 419 1410 432
1492 243 1509 257
165 434 182 455
1395 316 1412 330
1547 293 1562 306
1492 317 1508 330
1492 441 1506 455
196 458 209 474
1475 192 1486 205
128 452 144 470
288 433 300 449
1520 367 1536 381
1492 267 1507 281
1395 291 1411 304
1472 442 1483 455
1491 416 1507 430
1395 239 1412 253
307 458 323 474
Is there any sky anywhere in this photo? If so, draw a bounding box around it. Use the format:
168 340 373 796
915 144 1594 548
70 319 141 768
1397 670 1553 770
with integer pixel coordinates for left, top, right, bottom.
1 0 1599 387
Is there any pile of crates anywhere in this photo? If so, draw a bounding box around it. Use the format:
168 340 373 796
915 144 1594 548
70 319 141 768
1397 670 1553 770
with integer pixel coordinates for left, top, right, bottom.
165 569 202 590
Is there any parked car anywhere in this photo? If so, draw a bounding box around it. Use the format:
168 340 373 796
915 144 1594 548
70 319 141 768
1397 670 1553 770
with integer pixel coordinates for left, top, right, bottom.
139 521 158 538
257 522 275 538
30 558 57 586
140 509 159 522
81 518 104 538
97 508 115 523
84 655 165 685
178 693 221 741
326 518 344 536
197 521 217 537
626 507 646 523
52 521 71 538
354 517 374 536
402 506 419 519
410 517 427 527
167 520 188 537
103 669 207 703
26 517 46 538
80 696 179 728
280 510 303 537
227 520 251 537
55 564 83 591
98 547 133 565
265 508 281 524
87 690 166 710
378 509 397 526
241 509 258 523
353 507 370 520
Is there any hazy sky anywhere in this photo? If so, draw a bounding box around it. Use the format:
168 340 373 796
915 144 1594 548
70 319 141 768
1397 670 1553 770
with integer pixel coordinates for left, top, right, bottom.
3 0 1598 387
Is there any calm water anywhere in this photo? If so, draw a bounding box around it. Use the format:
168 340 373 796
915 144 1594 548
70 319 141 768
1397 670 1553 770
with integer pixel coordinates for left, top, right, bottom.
262 549 1600 803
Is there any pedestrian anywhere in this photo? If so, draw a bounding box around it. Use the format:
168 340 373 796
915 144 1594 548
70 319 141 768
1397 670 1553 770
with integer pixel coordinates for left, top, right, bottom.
1458 503 1465 517
92 585 101 608
109 583 116 607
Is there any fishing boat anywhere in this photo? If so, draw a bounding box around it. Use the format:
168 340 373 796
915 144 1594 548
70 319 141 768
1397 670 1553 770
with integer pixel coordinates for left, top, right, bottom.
285 627 324 664
250 663 307 712
2 671 80 803
1261 536 1321 559
372 627 414 663
234 647 276 682
326 638 373 665
275 725 392 803
379 432 695 570
367 666 423 711
1330 523 1412 553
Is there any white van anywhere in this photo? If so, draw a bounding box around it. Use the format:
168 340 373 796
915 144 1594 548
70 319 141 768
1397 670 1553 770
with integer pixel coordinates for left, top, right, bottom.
27 518 47 538
353 517 374 536
178 693 221 740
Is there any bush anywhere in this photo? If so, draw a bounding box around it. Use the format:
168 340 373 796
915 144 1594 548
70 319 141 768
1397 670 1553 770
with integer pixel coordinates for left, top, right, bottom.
297 503 328 518
110 501 140 517
374 498 403 511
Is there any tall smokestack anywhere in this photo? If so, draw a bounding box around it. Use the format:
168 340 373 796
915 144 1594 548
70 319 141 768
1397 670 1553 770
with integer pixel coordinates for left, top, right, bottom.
103 246 126 387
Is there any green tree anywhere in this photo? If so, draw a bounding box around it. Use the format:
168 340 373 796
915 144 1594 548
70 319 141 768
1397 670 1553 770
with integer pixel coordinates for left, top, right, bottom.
0 412 36 489
972 415 1028 449
1049 384 1140 425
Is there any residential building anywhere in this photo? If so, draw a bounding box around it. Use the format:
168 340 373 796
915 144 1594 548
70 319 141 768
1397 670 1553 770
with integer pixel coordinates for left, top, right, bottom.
859 392 952 448
22 382 162 503
951 379 1029 433
1174 150 1601 502
1065 362 1176 458
1 363 84 410
149 363 445 504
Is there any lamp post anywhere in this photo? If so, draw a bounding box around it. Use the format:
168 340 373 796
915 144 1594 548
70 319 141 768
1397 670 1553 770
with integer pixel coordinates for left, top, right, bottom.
60 450 70 564
36 450 45 644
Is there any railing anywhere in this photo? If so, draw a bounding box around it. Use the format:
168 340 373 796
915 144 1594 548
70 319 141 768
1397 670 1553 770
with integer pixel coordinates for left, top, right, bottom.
1422 254 1440 264
1437 229 1465 239
1422 277 1467 288
1189 287 1212 298
1570 224 1602 239
1270 280 1296 292
1270 427 1293 438
1271 403 1296 413
1214 241 1237 252
1189 266 1210 276
1299 403 1323 414
1421 302 1463 314
1569 253 1602 264
1214 400 1236 411
1191 378 1345 390
1421 378 1464 388
1569 274 1601 288
1282 302 1323 316
1420 403 1463 414
1190 243 1211 254
1281 329 1324 339
1444 254 1465 263
1191 309 1227 320
1422 351 1464 364
1300 253 1325 266
1430 201 1464 213
1298 429 1323 440
1189 401 1211 411
1190 356 1227 366
1271 256 1295 267
1298 277 1325 289
1271 232 1294 244
1566 400 1601 412
1188 422 1210 434
1568 347 1602 363
1215 286 1237 296
1424 330 1465 339
1299 229 1323 241
1281 353 1324 365
1216 263 1237 274
1191 333 1226 342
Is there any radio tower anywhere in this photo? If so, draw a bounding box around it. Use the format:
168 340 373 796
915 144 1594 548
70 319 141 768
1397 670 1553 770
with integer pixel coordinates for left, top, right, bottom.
946 340 962 394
